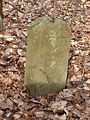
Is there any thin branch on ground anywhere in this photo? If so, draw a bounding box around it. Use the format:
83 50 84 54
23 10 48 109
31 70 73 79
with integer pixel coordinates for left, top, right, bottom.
4 0 25 13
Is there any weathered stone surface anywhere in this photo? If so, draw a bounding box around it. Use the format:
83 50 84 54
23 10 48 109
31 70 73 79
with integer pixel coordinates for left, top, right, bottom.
25 16 71 97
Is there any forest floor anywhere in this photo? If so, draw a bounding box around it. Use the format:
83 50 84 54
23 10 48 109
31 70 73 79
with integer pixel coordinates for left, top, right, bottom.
0 0 90 120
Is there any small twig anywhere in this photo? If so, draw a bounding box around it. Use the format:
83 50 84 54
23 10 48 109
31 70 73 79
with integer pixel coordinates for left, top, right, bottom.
0 25 28 32
82 54 85 81
4 0 25 13
50 17 55 23
38 0 45 13
16 0 19 23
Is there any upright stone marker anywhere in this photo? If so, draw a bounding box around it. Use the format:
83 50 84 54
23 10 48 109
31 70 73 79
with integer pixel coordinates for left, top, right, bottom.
25 16 71 97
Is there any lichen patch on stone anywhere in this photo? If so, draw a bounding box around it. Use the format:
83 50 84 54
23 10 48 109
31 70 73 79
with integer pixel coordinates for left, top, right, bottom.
50 61 56 69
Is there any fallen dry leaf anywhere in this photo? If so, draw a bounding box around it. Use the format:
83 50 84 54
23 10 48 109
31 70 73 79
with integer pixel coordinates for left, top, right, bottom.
0 0 89 119
35 111 46 118
0 99 13 110
3 78 12 85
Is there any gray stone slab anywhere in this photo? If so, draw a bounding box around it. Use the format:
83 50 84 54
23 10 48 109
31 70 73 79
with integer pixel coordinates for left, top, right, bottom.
25 16 71 97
